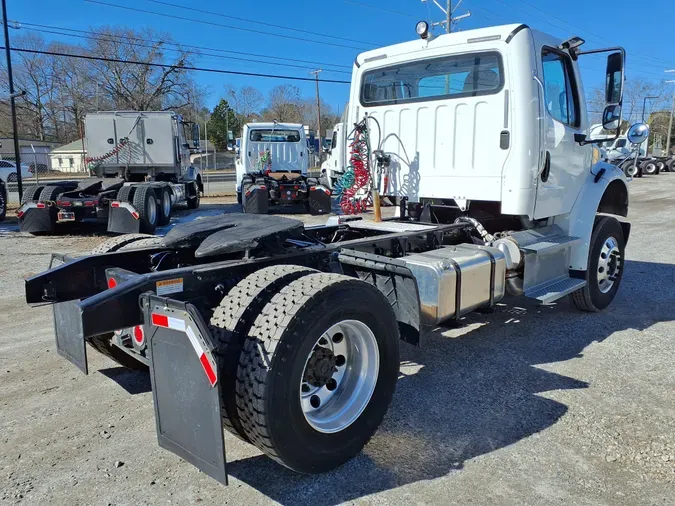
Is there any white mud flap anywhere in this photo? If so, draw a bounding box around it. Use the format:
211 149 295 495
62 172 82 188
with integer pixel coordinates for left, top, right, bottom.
142 294 228 485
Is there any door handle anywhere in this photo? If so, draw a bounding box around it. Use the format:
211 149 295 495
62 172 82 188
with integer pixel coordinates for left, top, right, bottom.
541 151 551 182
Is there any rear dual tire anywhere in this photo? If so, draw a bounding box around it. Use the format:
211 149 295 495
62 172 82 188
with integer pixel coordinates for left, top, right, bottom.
215 271 400 474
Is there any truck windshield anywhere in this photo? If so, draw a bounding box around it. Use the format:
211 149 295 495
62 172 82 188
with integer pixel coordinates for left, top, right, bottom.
360 51 503 106
250 129 301 142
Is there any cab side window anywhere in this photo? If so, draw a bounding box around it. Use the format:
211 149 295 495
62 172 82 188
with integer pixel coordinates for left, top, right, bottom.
542 49 580 128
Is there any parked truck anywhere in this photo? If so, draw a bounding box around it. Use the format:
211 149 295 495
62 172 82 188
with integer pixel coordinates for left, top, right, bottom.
26 23 639 485
17 111 203 235
235 122 331 214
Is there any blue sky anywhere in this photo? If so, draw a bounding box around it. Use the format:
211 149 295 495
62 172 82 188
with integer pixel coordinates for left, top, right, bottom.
7 0 675 116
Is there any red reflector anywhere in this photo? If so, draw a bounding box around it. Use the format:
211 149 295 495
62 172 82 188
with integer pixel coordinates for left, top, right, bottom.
17 211 24 218
133 325 145 345
59 201 71 207
131 211 139 219
199 353 217 387
324 189 331 195
107 278 117 289
36 202 46 208
310 187 316 191
294 185 299 190
151 313 169 327
111 202 120 208
245 190 252 197
84 201 95 207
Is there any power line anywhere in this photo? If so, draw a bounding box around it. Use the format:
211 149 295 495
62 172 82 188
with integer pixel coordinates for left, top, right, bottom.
17 25 352 75
17 21 353 70
85 0 370 51
1 46 352 84
148 0 376 47
489 0 675 70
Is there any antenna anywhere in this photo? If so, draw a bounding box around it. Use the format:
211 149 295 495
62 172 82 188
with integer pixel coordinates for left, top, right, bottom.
420 0 470 33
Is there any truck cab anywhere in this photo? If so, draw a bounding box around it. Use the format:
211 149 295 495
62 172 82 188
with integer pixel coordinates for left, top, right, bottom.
321 122 346 189
348 23 630 271
235 122 309 196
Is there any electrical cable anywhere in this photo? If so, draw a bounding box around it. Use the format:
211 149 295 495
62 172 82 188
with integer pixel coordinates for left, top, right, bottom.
148 0 377 47
0 46 351 84
15 21 353 70
17 25 351 75
85 0 370 51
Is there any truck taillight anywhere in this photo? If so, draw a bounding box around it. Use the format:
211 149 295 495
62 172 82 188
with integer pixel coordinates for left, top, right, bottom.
84 201 95 207
111 202 120 208
36 202 46 208
58 201 71 207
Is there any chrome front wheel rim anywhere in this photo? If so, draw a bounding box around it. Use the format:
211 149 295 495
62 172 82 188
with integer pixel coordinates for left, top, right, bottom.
598 236 621 293
300 319 379 434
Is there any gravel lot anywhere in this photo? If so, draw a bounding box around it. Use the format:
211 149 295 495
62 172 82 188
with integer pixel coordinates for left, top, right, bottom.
1 178 674 505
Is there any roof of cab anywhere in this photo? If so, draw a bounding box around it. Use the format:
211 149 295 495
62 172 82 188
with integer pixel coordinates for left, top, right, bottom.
245 122 304 130
355 23 528 66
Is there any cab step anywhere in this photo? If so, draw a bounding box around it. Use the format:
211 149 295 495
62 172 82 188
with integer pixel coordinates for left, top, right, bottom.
525 276 587 304
521 234 582 255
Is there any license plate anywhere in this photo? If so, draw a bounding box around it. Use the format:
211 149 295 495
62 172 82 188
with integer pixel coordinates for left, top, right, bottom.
57 212 75 221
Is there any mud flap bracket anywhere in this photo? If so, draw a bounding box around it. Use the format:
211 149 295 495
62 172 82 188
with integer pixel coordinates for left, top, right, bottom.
142 294 228 485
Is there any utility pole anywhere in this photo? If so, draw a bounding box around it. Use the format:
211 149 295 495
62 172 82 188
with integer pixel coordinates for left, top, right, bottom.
2 1 24 200
422 0 470 33
446 0 452 33
664 72 675 157
310 69 323 164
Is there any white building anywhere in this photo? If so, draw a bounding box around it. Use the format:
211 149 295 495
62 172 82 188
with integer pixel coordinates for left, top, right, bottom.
49 139 86 173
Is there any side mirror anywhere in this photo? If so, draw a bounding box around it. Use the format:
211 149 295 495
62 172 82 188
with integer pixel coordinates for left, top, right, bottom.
602 104 621 131
192 123 201 148
627 123 649 145
605 52 624 105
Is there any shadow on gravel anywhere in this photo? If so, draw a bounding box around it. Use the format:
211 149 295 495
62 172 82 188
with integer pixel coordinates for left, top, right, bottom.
225 259 675 506
98 367 151 395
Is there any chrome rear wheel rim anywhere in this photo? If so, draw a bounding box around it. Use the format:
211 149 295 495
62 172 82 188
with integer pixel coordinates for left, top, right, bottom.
300 319 379 434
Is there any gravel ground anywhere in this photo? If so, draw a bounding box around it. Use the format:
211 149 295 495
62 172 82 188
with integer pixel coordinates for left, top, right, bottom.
1 179 674 505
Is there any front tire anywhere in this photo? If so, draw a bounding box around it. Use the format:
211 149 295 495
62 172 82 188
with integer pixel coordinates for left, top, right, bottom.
570 216 625 312
236 273 400 473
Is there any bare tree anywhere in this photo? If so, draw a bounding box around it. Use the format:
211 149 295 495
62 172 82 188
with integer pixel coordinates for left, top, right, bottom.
226 85 263 122
264 85 303 123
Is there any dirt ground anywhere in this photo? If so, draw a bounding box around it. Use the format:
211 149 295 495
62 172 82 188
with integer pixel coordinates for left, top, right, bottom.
0 181 674 505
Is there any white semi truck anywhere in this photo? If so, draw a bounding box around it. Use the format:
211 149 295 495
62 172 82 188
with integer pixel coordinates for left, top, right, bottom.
17 111 203 235
27 22 642 484
234 122 331 214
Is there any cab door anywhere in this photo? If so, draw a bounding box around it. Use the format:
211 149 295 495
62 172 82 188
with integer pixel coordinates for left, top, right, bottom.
533 43 590 219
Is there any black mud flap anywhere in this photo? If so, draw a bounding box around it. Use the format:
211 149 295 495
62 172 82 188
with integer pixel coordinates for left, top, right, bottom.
242 184 269 214
308 186 332 215
108 204 141 234
53 299 88 374
142 294 228 485
19 206 55 233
